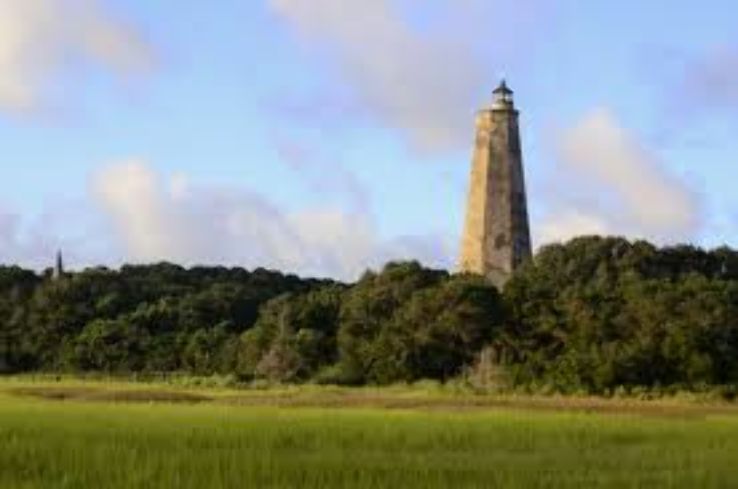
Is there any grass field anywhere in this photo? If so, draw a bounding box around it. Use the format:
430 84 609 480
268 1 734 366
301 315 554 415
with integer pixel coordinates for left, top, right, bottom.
1 379 738 488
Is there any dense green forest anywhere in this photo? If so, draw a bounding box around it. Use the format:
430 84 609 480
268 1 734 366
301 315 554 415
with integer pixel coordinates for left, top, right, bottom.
1 236 738 393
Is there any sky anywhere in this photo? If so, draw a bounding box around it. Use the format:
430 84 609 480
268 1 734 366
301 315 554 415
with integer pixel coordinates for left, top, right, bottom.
0 0 737 280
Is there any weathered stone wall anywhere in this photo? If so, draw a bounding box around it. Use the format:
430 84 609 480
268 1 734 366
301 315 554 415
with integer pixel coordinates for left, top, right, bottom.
459 100 531 289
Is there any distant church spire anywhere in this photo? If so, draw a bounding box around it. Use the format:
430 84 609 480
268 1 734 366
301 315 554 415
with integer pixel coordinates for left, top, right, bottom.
458 80 532 289
53 250 65 280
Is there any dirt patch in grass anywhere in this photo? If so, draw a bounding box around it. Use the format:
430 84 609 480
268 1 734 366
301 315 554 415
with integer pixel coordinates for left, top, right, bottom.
9 387 212 404
6 384 738 418
220 392 738 418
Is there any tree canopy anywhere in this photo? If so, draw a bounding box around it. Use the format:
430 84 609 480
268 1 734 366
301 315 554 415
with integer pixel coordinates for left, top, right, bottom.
2 237 738 393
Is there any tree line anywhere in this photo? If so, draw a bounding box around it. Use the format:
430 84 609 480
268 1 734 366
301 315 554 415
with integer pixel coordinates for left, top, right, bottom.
1 236 737 393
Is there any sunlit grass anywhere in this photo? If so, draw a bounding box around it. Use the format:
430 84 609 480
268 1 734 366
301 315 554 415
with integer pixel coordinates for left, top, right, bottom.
1 381 738 488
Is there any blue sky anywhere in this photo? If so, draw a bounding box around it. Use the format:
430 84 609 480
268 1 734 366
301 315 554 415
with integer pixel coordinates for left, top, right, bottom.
0 0 737 279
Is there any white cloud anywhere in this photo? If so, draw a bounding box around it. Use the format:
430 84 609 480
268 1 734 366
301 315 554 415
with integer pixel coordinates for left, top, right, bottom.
0 0 154 112
92 161 185 261
536 109 701 246
536 211 611 246
268 0 542 152
0 204 80 269
92 160 449 280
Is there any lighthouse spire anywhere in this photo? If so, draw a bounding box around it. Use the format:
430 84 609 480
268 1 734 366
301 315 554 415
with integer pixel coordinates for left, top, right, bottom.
53 250 65 280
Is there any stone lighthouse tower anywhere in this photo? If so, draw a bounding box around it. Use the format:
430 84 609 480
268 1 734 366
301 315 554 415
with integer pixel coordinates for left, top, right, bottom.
458 80 532 289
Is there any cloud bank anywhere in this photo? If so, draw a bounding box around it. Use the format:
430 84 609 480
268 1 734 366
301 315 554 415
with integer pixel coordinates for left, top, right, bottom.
0 0 154 112
268 0 542 152
92 160 450 280
0 209 49 266
537 109 701 245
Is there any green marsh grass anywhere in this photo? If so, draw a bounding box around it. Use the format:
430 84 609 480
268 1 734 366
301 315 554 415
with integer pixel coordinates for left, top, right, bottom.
1 382 738 488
